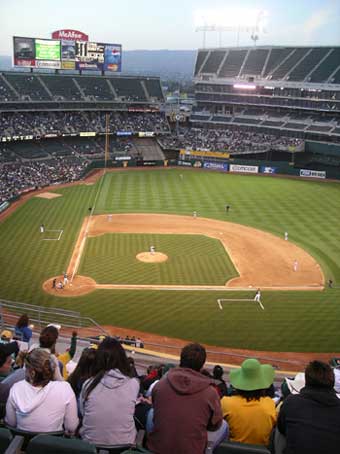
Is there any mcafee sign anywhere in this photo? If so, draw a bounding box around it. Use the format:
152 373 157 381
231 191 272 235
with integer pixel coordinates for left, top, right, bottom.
52 30 88 41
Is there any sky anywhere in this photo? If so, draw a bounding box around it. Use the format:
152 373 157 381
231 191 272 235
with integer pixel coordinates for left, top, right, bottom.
0 0 340 55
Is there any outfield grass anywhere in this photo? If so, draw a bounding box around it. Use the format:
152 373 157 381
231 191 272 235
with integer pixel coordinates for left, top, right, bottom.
79 233 237 285
1 168 340 352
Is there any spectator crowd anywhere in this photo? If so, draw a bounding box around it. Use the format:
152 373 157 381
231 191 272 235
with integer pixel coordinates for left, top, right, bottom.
0 112 170 139
159 127 304 154
0 320 339 454
0 158 87 203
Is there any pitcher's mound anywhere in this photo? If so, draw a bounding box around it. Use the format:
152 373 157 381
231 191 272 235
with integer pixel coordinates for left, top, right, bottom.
136 252 168 263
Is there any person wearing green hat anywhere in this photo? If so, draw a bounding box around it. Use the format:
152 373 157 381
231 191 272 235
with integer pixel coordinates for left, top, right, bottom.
221 358 276 446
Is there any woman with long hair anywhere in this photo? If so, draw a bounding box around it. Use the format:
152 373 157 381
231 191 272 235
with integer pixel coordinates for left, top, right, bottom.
5 348 78 433
67 348 97 398
15 314 32 343
79 337 139 446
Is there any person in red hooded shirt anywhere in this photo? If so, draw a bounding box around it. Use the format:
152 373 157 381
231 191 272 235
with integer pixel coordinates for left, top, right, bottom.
147 343 227 454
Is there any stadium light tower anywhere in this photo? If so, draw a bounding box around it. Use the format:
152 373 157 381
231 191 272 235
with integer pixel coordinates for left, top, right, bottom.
194 8 268 47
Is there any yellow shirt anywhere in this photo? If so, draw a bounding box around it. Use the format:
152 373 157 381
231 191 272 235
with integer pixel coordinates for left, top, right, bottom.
221 395 277 446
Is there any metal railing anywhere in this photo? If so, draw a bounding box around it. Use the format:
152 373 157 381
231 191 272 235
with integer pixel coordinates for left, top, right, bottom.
0 299 108 339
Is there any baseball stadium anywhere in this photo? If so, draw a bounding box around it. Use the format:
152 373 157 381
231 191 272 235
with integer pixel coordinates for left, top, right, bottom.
1 5 340 452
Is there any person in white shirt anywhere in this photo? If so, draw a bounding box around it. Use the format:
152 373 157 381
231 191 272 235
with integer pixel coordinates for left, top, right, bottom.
5 348 78 433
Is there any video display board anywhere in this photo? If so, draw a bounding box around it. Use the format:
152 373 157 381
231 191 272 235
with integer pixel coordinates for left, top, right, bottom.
13 36 121 71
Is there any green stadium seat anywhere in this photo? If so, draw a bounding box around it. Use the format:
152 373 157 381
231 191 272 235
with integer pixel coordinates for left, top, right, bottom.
213 440 270 454
5 426 63 451
94 444 135 454
26 434 97 454
0 428 13 453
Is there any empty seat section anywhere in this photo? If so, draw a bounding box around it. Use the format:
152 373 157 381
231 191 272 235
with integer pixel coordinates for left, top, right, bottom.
219 50 247 78
241 49 269 75
194 50 209 75
201 50 226 73
309 48 340 82
263 48 292 76
75 76 114 101
5 74 50 100
288 48 331 81
144 79 163 100
270 48 311 80
40 75 83 100
109 78 146 101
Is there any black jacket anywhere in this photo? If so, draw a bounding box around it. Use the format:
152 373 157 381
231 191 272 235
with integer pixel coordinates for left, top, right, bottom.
277 386 340 454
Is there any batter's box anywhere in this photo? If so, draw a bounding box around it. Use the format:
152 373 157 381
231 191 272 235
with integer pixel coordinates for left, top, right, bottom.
42 229 64 241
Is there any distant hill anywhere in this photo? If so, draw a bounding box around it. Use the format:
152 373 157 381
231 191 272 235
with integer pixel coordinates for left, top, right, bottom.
0 50 196 80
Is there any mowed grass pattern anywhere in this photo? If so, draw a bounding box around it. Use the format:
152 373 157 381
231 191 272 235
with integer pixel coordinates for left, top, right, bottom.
79 234 237 285
0 168 340 352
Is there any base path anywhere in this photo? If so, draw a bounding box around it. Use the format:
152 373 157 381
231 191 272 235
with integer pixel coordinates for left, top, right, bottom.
43 213 324 296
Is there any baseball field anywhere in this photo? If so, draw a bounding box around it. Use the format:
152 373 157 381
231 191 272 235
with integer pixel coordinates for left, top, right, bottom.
1 167 340 352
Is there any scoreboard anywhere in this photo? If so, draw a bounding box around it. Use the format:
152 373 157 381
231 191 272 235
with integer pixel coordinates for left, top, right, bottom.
13 36 122 72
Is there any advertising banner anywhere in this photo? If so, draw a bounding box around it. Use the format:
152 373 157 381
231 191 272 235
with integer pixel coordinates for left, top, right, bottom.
203 161 229 171
75 41 105 70
260 166 277 174
52 29 89 41
115 156 131 161
117 131 133 136
300 169 326 179
61 61 76 70
230 164 259 173
79 132 96 137
36 60 61 69
179 149 229 159
61 39 76 60
35 39 60 60
177 160 192 167
138 132 155 137
13 37 35 67
104 44 122 72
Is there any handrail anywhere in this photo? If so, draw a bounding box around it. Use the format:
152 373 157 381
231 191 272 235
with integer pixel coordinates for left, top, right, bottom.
0 299 109 337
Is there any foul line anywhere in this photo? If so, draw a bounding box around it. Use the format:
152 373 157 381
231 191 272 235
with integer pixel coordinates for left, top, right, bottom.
42 229 63 241
217 298 264 310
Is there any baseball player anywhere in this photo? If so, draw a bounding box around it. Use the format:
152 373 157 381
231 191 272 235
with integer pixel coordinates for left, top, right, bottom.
193 211 197 218
225 205 230 213
284 232 288 241
63 272 68 286
150 245 155 255
254 289 261 303
293 260 298 272
107 214 113 222
40 224 45 234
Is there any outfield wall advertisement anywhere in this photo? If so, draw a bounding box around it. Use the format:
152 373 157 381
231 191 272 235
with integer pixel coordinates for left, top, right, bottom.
230 164 259 173
13 36 122 71
203 162 229 171
300 169 326 179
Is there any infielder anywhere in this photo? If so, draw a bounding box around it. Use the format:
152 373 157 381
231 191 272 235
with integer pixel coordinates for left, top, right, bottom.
284 232 288 241
63 272 68 285
150 245 155 255
40 224 45 234
193 211 197 218
293 260 298 272
107 214 113 222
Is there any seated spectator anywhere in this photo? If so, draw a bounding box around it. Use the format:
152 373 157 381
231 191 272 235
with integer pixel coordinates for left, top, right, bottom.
14 314 33 343
39 326 77 379
67 348 97 398
213 365 229 397
5 348 78 433
79 337 139 445
277 361 340 454
221 358 276 446
147 343 227 454
0 342 19 381
0 330 13 344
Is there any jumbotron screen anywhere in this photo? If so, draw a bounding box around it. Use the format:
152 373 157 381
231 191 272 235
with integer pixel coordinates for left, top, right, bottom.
13 36 122 71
